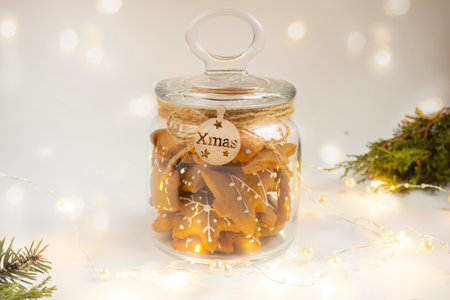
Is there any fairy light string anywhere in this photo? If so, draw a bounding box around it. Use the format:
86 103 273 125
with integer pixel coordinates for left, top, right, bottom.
0 165 448 288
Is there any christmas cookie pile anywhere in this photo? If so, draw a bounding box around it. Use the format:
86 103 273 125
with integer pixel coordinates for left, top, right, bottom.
150 128 297 254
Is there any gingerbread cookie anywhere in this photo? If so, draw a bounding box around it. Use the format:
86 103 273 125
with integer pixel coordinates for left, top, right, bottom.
233 233 261 252
150 164 181 213
202 169 258 235
233 131 264 162
172 190 240 253
257 226 277 237
255 169 292 237
151 129 185 164
258 206 278 228
275 169 292 227
244 169 278 213
241 143 297 174
215 231 235 253
180 164 208 193
152 212 183 232
172 235 208 254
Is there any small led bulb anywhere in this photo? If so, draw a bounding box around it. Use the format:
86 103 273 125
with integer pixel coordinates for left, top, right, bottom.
300 247 314 257
328 255 342 267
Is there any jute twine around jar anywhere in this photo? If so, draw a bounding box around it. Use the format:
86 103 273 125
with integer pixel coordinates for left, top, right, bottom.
157 98 294 128
156 97 295 177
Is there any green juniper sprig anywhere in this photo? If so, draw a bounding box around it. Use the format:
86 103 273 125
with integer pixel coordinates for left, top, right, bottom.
0 238 56 299
330 107 450 192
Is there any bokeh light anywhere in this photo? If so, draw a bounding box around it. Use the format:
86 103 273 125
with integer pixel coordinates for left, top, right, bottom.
57 195 85 215
93 212 110 230
344 177 356 188
6 185 25 205
288 23 305 40
87 47 104 64
371 180 385 189
375 49 391 66
300 247 314 258
317 196 328 205
385 0 410 16
320 144 344 165
68 195 85 215
60 29 79 51
1 19 17 38
99 0 122 14
328 255 342 267
420 238 434 252
416 97 444 118
57 197 72 213
129 95 154 117
347 32 366 52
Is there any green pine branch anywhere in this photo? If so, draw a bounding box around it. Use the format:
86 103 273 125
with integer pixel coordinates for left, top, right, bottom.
0 238 56 299
330 107 450 192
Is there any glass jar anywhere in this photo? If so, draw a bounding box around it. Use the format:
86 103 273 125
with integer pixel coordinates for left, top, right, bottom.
148 8 300 263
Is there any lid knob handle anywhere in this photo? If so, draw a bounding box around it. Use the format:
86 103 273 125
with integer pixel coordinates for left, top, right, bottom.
186 8 265 74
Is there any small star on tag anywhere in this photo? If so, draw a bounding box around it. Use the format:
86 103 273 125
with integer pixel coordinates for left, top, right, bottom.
223 150 229 157
213 120 222 129
201 149 210 158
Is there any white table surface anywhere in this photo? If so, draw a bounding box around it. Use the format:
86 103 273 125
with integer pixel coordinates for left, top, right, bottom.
0 1 449 299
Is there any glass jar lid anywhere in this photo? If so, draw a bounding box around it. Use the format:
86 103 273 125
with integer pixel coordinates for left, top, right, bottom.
155 8 296 109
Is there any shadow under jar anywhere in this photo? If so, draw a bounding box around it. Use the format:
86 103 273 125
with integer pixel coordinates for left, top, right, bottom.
147 8 301 264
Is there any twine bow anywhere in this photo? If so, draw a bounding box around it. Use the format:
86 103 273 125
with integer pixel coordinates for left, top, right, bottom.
157 98 295 178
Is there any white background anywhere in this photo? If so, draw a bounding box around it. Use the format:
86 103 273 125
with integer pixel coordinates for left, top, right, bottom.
0 0 449 299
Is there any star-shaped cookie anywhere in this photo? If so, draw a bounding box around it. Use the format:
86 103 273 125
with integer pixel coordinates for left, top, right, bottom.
152 212 184 232
150 129 185 165
172 235 208 254
241 143 297 174
233 131 265 162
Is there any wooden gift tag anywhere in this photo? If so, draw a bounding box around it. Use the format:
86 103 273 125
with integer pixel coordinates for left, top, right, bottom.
194 107 241 165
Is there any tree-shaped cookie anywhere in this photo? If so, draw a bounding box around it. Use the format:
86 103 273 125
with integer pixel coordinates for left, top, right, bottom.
244 168 278 213
203 167 279 232
172 190 239 253
202 169 257 235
